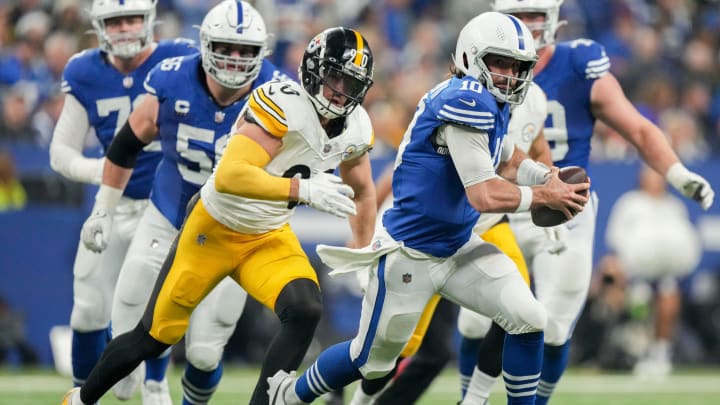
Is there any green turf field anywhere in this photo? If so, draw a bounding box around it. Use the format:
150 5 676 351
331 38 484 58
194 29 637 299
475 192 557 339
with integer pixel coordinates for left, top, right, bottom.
3 366 719 404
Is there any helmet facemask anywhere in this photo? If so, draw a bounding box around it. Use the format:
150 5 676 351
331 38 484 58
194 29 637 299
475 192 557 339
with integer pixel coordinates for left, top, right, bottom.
299 28 374 120
198 0 269 89
90 0 156 59
305 57 373 119
201 38 265 89
476 50 536 104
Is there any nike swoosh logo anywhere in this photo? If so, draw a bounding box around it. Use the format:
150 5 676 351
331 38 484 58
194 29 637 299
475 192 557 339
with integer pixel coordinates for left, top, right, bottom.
459 98 476 107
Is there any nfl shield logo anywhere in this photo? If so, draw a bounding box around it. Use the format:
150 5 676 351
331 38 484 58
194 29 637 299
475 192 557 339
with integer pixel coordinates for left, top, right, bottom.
323 144 332 153
197 234 207 245
402 273 412 283
214 111 225 123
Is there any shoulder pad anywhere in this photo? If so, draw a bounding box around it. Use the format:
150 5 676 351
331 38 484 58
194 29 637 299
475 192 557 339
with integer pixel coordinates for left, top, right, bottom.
566 39 610 80
61 49 98 94
342 106 375 159
143 54 197 97
435 78 497 131
247 80 304 138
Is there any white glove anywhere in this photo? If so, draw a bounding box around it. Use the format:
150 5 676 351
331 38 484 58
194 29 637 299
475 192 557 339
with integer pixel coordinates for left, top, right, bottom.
81 185 123 253
81 210 114 253
542 225 568 255
666 163 715 210
297 172 356 218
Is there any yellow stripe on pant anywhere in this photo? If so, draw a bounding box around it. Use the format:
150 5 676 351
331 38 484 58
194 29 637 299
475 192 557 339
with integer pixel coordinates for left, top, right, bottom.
399 220 529 357
148 198 318 345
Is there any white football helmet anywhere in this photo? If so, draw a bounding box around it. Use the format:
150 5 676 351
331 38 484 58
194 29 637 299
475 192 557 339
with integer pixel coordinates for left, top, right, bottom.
199 0 269 89
90 0 156 59
492 0 565 49
453 11 537 104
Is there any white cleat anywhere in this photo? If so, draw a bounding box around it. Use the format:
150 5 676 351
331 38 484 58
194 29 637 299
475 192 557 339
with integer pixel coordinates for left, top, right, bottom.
267 370 297 405
113 364 144 400
61 387 80 405
141 379 173 405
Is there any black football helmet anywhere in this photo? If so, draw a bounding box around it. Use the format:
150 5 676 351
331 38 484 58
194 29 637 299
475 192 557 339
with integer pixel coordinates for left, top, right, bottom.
299 27 374 119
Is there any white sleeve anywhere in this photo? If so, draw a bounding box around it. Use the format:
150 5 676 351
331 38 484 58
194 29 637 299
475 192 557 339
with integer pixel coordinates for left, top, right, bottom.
49 94 105 184
442 124 497 187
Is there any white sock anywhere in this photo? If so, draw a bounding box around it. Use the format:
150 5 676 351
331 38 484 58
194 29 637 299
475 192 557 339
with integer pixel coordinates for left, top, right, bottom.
462 367 496 405
348 385 377 405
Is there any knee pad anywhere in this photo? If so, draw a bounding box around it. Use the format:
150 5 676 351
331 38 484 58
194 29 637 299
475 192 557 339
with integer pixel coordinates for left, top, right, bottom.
498 289 547 335
276 279 323 327
211 279 247 326
186 343 222 371
457 308 493 339
543 317 571 346
115 261 159 307
71 285 109 331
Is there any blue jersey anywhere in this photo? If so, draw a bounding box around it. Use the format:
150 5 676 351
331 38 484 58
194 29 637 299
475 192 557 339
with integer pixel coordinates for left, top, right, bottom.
61 39 197 199
383 76 509 257
146 54 285 229
535 39 610 170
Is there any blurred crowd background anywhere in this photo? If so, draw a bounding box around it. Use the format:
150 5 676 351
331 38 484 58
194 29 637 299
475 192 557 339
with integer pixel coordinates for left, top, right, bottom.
1 0 719 377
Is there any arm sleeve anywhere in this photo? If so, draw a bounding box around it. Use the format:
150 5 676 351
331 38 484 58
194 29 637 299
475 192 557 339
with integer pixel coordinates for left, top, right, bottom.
443 124 498 187
49 94 104 184
213 134 292 200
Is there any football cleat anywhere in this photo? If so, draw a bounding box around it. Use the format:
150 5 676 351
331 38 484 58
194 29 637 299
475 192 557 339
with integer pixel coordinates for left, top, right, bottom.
112 363 144 400
267 370 296 405
141 378 173 405
61 387 80 405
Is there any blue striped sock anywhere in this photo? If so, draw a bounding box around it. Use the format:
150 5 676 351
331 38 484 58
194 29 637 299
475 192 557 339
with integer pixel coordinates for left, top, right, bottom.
182 362 223 405
502 332 543 405
458 337 481 397
71 328 111 386
145 352 170 382
536 342 570 405
295 341 361 403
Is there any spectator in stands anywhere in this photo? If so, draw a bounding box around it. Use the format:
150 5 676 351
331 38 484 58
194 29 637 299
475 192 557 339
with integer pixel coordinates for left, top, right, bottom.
0 150 26 211
0 296 37 364
606 165 702 378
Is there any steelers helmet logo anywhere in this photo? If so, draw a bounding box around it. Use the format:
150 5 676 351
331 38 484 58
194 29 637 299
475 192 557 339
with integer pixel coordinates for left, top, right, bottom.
521 123 537 143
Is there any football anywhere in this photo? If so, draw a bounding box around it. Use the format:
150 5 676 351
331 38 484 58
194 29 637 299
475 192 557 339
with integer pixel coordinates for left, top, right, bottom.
531 166 589 227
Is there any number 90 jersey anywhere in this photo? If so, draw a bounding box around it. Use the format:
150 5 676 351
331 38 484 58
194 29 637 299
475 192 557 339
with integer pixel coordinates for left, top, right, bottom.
61 39 197 199
535 39 610 170
146 53 285 229
201 79 374 234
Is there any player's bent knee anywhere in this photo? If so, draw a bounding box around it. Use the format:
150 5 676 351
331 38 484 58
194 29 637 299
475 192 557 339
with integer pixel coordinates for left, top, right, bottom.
543 319 570 346
359 363 396 381
500 296 547 334
186 344 222 371
457 308 493 339
70 287 110 331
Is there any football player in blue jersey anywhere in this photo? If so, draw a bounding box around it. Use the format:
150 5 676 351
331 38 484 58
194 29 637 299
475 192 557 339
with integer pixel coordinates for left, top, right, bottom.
62 25 378 405
49 0 196 402
67 1 288 404
267 11 589 405
458 1 716 404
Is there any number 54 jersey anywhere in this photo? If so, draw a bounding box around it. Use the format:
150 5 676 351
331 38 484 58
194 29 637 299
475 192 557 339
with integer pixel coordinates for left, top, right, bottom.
146 53 285 229
201 79 375 234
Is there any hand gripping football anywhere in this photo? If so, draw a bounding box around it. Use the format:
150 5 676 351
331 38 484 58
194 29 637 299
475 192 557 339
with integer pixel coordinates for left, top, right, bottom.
531 166 588 227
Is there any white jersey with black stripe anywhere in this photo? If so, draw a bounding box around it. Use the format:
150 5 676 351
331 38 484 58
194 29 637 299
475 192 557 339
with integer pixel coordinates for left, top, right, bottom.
201 79 374 234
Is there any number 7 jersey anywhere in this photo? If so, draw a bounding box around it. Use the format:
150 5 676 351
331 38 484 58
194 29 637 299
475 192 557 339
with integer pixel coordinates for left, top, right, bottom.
201 79 375 234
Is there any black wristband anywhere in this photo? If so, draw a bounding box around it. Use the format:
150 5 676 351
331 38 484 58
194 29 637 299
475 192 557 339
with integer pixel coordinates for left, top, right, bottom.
106 121 149 169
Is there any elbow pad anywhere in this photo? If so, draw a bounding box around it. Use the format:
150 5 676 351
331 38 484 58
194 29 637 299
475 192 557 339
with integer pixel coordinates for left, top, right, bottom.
106 121 148 169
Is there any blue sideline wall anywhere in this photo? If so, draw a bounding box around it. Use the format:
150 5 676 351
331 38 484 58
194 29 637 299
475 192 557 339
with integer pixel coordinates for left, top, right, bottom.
2 157 719 366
